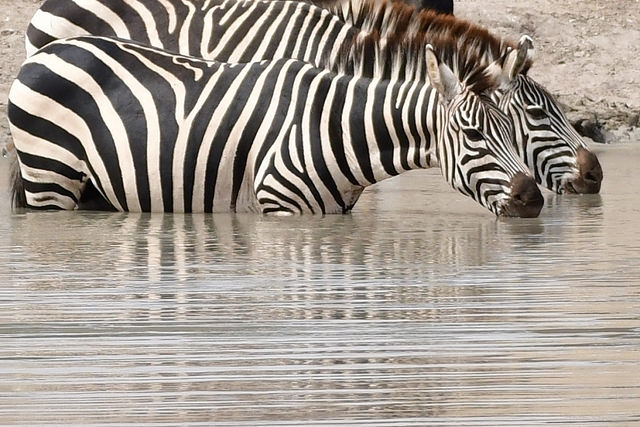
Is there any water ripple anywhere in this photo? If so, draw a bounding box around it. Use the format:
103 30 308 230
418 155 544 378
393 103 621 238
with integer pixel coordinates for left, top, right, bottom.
1 145 640 424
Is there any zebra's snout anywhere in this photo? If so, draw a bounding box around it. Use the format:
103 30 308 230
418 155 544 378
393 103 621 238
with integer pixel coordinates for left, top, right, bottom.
503 172 544 218
566 147 603 194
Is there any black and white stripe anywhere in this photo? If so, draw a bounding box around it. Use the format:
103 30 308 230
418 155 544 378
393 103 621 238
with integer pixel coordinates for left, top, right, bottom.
326 0 603 193
9 36 541 216
492 72 603 194
24 0 601 194
26 0 354 65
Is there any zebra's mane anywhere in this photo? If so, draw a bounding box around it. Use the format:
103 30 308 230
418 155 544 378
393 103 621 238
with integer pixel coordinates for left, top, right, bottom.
327 31 432 84
321 0 531 94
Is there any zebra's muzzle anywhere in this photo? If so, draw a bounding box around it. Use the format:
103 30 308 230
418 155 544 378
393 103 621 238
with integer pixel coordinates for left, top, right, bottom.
564 147 603 194
502 172 544 218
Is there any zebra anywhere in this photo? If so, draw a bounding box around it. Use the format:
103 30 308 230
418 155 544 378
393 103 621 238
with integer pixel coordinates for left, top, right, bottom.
8 35 542 216
23 0 602 195
325 0 603 193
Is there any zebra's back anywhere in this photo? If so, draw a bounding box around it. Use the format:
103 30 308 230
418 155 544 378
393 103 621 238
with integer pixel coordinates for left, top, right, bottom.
26 0 353 65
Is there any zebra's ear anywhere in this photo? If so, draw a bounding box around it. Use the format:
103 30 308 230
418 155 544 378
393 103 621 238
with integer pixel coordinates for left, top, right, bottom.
426 44 462 103
486 35 534 89
503 35 534 81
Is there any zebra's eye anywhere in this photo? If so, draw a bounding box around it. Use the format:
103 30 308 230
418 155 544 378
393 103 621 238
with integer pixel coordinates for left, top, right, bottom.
462 128 484 142
527 107 548 120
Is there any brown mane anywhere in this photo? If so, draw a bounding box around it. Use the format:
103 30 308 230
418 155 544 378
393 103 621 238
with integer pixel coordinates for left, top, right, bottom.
320 0 532 93
328 30 434 83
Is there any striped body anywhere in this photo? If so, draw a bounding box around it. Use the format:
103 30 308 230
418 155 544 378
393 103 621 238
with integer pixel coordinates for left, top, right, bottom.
9 36 540 215
26 0 354 64
25 0 601 194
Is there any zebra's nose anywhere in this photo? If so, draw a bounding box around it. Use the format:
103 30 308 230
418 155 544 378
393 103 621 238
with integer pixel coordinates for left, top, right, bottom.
504 172 544 218
567 147 603 194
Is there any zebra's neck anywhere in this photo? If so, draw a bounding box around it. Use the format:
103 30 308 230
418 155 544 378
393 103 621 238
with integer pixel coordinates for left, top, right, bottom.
323 74 437 187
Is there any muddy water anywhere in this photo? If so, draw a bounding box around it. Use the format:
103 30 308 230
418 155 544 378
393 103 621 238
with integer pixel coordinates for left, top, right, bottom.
1 143 639 425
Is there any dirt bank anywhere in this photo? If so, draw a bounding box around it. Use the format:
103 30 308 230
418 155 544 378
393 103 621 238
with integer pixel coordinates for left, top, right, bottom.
1 0 639 152
456 0 640 143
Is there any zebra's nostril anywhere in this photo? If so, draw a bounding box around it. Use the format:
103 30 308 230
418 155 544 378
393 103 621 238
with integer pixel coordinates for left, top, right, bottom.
585 171 599 183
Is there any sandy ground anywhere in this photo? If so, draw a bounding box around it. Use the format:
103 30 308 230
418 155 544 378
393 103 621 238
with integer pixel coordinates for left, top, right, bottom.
1 0 639 153
454 0 640 143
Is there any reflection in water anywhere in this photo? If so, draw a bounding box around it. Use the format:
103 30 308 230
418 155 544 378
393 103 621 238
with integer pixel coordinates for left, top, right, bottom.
1 145 640 424
8 209 505 322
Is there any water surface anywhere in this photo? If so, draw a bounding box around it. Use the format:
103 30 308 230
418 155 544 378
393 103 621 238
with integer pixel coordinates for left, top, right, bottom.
1 144 639 425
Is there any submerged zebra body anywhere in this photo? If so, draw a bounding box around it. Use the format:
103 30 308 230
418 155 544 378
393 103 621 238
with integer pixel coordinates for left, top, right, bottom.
9 36 542 216
25 0 602 194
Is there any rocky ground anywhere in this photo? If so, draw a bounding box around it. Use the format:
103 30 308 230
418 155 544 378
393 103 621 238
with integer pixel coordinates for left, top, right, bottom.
1 0 639 151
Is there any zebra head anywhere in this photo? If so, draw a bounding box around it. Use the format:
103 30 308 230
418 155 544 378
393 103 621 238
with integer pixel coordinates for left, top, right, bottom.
426 46 543 218
491 36 603 194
